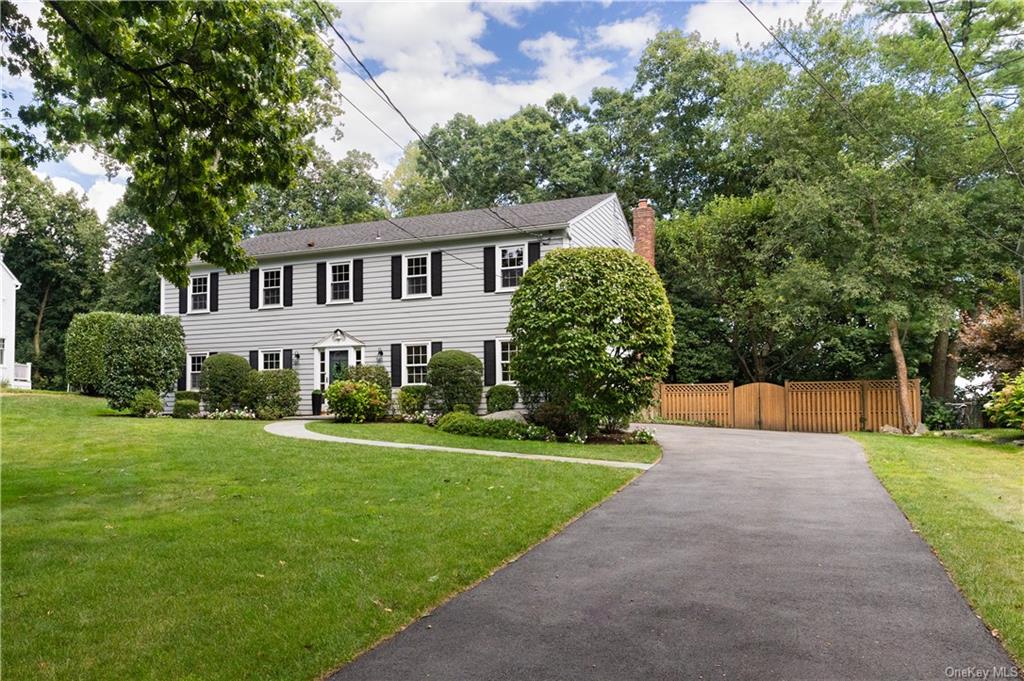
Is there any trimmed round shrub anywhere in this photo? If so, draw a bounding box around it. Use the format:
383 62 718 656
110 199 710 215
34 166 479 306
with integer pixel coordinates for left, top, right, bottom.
398 385 429 415
508 247 674 436
486 384 518 413
426 349 483 413
129 389 163 417
436 411 551 441
172 399 199 419
200 354 252 411
453 403 472 413
325 380 389 423
65 311 126 395
985 370 1024 429
102 315 186 411
241 369 300 420
340 365 392 399
175 390 200 404
529 401 579 437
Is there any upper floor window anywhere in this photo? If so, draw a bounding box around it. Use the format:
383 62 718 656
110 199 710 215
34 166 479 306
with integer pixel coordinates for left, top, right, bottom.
499 245 526 290
499 338 517 383
190 274 209 312
405 254 429 298
329 261 351 303
405 343 428 385
261 268 282 308
260 349 282 371
188 353 208 390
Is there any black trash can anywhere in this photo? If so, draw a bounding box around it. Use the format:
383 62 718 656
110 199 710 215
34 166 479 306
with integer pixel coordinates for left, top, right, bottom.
311 391 323 416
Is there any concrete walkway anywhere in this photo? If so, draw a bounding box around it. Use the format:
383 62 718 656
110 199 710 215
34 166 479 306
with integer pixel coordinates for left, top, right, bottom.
263 419 653 470
326 424 1015 681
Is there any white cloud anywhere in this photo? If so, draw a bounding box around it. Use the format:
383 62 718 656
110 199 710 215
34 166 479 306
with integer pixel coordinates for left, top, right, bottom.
683 1 817 51
594 12 662 57
86 180 126 221
476 1 540 27
33 171 85 199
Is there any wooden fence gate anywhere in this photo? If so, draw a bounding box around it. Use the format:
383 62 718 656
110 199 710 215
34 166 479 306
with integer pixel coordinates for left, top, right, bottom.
658 379 921 433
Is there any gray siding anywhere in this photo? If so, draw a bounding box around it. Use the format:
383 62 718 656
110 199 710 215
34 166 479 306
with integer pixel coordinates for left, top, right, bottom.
164 233 565 413
566 196 634 249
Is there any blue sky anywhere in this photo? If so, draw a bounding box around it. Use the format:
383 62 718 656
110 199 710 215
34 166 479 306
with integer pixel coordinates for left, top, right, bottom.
6 1 835 220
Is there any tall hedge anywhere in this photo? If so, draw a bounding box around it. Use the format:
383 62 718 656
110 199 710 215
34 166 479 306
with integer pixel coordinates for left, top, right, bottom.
102 315 186 410
65 311 127 395
508 247 674 435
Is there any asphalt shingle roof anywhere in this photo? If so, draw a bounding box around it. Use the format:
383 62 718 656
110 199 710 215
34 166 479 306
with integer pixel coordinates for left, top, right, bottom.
240 193 616 257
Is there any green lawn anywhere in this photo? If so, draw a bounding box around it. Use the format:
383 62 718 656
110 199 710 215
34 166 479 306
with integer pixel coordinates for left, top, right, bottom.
934 428 1024 444
851 432 1024 663
1 393 637 680
306 421 662 464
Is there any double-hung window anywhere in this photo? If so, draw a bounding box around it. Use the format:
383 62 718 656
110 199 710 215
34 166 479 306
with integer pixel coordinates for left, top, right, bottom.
188 353 208 390
499 339 517 383
404 343 428 385
498 245 526 290
190 274 209 312
329 261 351 303
260 350 282 371
404 254 429 298
261 268 282 308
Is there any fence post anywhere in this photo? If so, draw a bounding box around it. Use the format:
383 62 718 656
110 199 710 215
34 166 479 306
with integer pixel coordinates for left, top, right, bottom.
728 380 735 428
784 380 790 431
859 380 868 431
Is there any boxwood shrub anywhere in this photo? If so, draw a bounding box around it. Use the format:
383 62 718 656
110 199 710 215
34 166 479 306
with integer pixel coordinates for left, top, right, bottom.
426 349 482 413
324 380 389 423
129 389 163 417
103 315 185 411
200 354 252 411
435 412 551 441
397 385 429 415
65 311 127 395
486 384 518 413
172 399 199 419
175 390 200 403
241 369 300 420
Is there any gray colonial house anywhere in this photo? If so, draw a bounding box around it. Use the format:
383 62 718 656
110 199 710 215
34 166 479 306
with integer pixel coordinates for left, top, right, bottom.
160 193 654 414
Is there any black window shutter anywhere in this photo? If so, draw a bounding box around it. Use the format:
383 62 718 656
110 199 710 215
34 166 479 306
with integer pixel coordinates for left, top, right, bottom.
178 286 187 314
210 272 219 312
316 262 326 305
391 255 402 299
353 259 364 302
528 241 541 265
483 340 496 386
249 350 259 369
283 349 292 370
431 251 442 297
483 246 496 292
177 364 187 391
431 341 443 356
208 351 218 356
249 269 259 309
390 343 402 387
283 265 293 307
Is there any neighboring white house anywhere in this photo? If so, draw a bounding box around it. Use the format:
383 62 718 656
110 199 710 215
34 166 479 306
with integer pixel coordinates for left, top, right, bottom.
160 193 654 415
0 252 31 389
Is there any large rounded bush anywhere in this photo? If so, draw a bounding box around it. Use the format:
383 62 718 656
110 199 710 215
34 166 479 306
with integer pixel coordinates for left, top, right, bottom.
241 369 300 420
199 354 252 411
508 247 674 435
426 349 483 413
103 315 185 410
325 380 389 423
340 365 392 399
65 311 126 395
486 384 518 413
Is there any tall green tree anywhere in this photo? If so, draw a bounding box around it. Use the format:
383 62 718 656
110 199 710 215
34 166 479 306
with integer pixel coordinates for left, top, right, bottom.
1 1 341 284
96 201 161 315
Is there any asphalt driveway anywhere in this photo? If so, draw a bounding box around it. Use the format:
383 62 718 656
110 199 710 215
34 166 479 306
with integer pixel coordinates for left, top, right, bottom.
328 425 1015 681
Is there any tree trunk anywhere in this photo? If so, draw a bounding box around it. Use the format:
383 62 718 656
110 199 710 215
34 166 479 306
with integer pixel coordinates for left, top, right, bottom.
929 329 949 399
33 281 50 360
943 336 962 402
887 317 915 433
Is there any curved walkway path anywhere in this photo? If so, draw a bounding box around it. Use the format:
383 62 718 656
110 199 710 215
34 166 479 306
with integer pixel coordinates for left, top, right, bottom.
324 424 1014 681
264 419 653 470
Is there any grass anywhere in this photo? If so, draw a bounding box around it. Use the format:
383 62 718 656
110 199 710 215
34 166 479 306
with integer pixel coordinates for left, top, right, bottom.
933 428 1024 445
850 432 1024 664
1 393 637 680
306 421 662 464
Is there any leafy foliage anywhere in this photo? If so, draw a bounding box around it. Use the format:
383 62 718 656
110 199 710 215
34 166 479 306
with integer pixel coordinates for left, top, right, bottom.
128 389 163 418
485 384 518 413
65 311 125 395
199 354 252 411
985 371 1024 430
241 369 300 420
174 391 200 404
397 385 429 415
340 364 393 401
324 380 389 423
95 202 162 314
435 412 552 441
961 306 1024 377
102 315 185 410
172 399 199 419
529 401 581 438
509 248 674 435
426 350 483 413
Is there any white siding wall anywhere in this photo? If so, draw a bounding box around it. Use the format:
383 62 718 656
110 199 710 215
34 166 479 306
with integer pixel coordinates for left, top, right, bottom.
0 263 17 384
165 233 565 413
566 196 634 249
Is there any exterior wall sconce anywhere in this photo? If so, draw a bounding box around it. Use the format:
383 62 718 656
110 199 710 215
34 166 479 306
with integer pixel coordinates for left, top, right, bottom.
376 348 384 364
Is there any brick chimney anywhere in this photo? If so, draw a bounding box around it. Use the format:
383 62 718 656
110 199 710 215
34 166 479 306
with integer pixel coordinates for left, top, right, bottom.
632 199 655 267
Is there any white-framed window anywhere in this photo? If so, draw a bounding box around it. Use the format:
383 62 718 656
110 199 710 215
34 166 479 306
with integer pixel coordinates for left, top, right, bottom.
498 244 526 290
498 338 517 383
260 349 282 371
261 267 282 308
328 260 352 303
188 352 208 390
0 337 5 364
404 254 430 298
189 274 209 312
404 343 429 385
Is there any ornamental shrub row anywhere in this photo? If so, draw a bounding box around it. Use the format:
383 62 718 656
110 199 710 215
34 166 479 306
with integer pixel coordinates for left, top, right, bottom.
65 311 126 395
435 411 552 441
103 315 186 411
325 380 390 423
241 370 301 420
